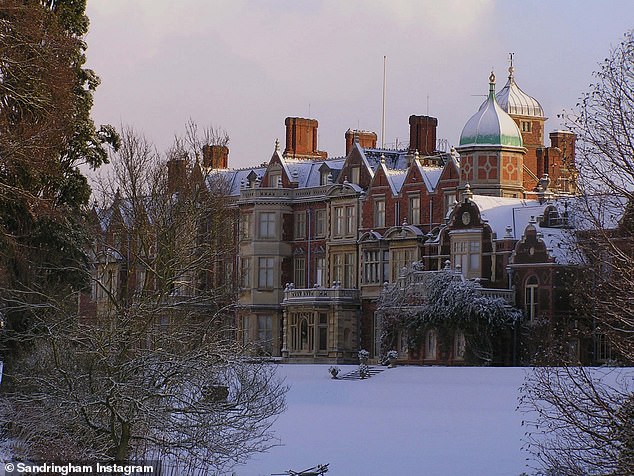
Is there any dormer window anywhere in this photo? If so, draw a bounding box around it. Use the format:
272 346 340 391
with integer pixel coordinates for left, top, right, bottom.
351 166 360 184
269 172 282 188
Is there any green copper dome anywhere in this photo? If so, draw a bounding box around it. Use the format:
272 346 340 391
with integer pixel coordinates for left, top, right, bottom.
459 72 523 148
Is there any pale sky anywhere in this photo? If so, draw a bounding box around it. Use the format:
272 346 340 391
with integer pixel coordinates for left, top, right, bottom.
85 0 634 169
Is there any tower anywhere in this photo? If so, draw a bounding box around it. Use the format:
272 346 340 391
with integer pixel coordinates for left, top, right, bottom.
496 55 546 191
456 72 526 198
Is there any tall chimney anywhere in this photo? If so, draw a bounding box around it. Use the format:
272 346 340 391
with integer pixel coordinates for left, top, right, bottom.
345 129 378 155
409 115 438 156
167 157 187 193
284 117 327 159
549 131 576 166
202 144 229 169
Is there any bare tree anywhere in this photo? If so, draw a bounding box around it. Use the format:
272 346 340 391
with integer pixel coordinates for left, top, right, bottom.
569 29 634 363
520 367 634 476
1 126 286 474
520 30 634 476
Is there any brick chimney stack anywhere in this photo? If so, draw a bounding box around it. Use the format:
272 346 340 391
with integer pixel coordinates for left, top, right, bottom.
284 117 327 159
167 156 187 193
409 115 438 156
549 131 576 166
202 144 229 169
345 129 377 155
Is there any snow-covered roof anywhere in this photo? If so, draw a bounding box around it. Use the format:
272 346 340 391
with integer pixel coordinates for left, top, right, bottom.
282 157 346 188
459 73 523 148
363 148 409 171
416 163 443 192
384 167 407 195
209 166 267 196
469 194 547 240
496 66 545 118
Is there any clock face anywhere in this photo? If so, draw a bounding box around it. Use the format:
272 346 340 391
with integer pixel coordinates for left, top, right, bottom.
461 212 471 225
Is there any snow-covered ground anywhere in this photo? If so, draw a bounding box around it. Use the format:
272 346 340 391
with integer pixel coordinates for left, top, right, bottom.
235 364 529 476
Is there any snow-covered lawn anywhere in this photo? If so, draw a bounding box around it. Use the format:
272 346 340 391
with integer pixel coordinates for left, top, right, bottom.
236 365 529 476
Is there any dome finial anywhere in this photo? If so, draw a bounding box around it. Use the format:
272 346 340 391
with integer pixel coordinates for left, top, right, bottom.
489 70 496 96
508 52 515 80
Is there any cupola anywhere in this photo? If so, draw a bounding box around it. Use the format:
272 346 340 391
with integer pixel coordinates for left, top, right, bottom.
459 72 523 148
496 60 544 118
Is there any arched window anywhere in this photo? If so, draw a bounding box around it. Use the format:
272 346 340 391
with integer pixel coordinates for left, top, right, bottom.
454 330 466 360
525 275 539 321
425 329 437 360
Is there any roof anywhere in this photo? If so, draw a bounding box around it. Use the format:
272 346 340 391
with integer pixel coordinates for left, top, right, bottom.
496 66 545 118
208 166 267 196
459 72 523 148
415 162 444 192
469 194 547 240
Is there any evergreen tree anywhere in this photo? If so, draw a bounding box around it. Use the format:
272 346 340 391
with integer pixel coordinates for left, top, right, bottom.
0 0 118 352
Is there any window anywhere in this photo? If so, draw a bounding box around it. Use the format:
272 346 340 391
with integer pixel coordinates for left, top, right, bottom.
521 121 532 133
363 250 385 284
374 199 386 228
269 172 282 188
320 169 332 186
240 213 252 240
596 333 613 363
240 257 251 288
257 315 273 354
525 275 539 321
290 312 315 352
318 313 328 352
454 330 466 360
294 211 306 239
345 205 355 236
408 196 421 225
294 257 306 288
333 207 344 236
258 212 276 239
351 166 360 184
333 252 355 288
314 209 326 237
444 193 457 217
452 237 481 278
391 249 413 281
425 329 437 360
315 257 326 286
258 257 275 289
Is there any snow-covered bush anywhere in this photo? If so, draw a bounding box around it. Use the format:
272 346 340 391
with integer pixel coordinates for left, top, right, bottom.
377 271 522 364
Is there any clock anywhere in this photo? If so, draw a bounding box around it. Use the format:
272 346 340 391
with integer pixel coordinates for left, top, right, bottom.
461 212 471 225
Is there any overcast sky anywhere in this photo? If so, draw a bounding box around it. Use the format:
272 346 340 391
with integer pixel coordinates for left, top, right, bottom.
85 0 634 169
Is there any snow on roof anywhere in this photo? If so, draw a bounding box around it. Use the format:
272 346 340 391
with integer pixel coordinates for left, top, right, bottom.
469 194 547 239
567 193 628 231
538 226 582 265
384 167 408 195
209 167 267 196
416 164 443 192
363 148 409 171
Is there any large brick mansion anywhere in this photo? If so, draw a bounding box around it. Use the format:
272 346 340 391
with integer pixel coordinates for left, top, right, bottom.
87 64 624 365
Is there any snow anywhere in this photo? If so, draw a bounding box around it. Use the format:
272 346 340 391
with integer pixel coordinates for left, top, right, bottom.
235 365 529 476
